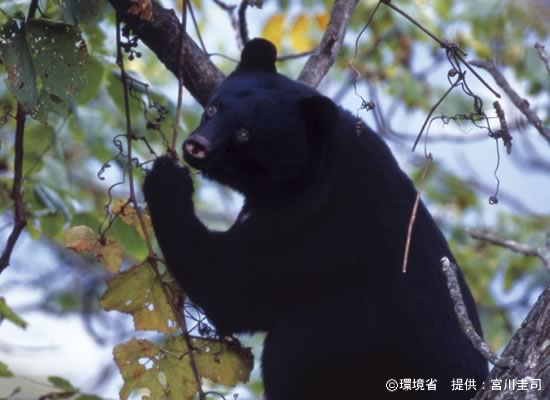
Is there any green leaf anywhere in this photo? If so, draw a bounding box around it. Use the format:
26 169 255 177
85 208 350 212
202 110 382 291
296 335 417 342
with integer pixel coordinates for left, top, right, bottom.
21 124 55 177
100 263 178 333
47 376 76 392
109 214 149 260
0 12 38 112
78 55 104 104
0 360 14 377
0 297 27 329
72 212 102 229
25 19 89 122
40 214 66 238
113 337 253 400
193 338 254 386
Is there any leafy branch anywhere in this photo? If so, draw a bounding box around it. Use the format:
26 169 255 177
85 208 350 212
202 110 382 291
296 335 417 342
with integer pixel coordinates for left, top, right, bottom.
113 10 205 398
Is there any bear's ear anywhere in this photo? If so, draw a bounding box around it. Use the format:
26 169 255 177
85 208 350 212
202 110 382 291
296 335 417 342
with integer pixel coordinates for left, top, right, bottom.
298 96 338 136
237 38 277 73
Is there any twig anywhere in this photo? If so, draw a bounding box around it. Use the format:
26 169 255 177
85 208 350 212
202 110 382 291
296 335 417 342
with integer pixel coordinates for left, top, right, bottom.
171 0 188 152
390 130 489 143
402 154 432 273
492 101 512 155
381 0 451 50
411 71 464 151
27 0 39 21
211 0 244 49
469 59 550 144
211 0 235 10
454 52 501 99
0 104 27 275
114 19 153 256
348 1 381 114
440 257 511 368
277 48 318 61
187 0 207 55
237 0 249 44
466 228 550 272
381 0 500 99
298 0 360 87
534 42 550 76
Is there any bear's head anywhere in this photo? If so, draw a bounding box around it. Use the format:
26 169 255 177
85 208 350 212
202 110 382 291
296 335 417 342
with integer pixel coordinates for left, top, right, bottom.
183 38 339 203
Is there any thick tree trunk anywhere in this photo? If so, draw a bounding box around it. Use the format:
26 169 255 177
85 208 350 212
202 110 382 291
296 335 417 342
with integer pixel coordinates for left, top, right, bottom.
473 284 550 400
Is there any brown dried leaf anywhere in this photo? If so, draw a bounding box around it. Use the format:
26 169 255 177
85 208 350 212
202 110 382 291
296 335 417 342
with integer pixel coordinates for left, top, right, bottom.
64 225 123 272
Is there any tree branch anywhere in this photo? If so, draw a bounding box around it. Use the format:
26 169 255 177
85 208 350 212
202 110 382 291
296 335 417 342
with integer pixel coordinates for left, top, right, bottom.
466 228 550 272
440 257 509 368
107 0 223 106
237 0 249 45
0 104 28 274
534 42 550 76
469 59 550 145
298 0 360 87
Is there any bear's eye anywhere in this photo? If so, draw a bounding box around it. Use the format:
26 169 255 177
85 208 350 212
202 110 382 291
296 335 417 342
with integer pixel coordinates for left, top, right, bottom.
205 104 218 118
235 128 250 143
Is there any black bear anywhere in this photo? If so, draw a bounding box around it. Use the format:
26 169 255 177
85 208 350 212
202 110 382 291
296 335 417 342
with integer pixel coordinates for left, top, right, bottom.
143 38 488 399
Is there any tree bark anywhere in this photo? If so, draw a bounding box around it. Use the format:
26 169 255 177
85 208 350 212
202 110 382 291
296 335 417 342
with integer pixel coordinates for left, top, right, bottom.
297 0 359 87
108 0 223 107
473 284 550 399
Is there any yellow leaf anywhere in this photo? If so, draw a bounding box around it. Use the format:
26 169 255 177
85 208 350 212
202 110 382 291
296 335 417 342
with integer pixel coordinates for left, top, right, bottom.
262 14 285 52
64 225 123 272
97 239 124 273
193 339 253 385
101 263 178 333
64 225 96 253
114 337 253 400
290 15 313 52
314 13 329 30
112 199 152 240
113 339 167 400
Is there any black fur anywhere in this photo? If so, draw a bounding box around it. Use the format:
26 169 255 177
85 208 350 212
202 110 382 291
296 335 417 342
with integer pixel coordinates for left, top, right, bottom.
143 38 488 400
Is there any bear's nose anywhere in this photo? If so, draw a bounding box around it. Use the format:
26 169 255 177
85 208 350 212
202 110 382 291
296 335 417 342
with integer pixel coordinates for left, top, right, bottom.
184 134 211 160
